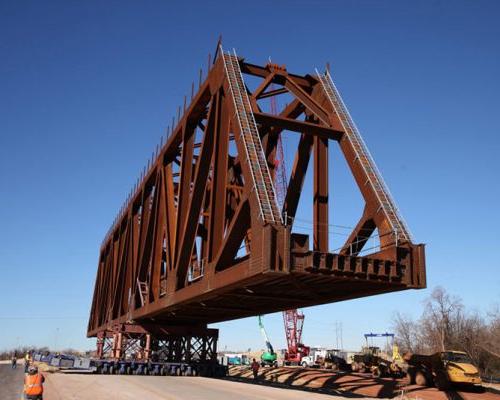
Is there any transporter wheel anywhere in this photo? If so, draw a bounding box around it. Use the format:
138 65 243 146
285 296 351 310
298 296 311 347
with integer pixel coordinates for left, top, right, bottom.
415 371 428 387
435 373 450 391
176 367 181 376
473 385 485 393
109 365 114 375
405 367 416 385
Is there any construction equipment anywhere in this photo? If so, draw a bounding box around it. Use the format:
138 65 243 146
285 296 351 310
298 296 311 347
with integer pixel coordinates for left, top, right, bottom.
283 309 310 365
404 351 483 391
316 350 350 371
351 333 403 377
258 316 277 367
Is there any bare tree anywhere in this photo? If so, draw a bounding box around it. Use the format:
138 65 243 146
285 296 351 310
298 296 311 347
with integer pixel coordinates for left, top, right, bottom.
393 288 500 378
393 312 421 353
421 286 463 352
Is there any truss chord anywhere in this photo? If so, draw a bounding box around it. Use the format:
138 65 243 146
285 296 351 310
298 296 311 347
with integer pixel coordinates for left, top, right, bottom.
220 46 282 225
315 69 413 243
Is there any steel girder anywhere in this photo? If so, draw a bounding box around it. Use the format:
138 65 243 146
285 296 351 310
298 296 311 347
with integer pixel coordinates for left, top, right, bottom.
87 50 426 338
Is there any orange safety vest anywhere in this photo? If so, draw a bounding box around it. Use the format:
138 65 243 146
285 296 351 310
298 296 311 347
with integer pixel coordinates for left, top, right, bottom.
24 373 44 396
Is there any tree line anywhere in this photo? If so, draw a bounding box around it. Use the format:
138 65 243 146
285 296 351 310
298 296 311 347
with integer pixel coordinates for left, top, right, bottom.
393 286 500 379
0 346 87 361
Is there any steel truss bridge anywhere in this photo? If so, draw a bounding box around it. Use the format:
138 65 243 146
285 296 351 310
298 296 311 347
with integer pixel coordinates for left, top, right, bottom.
87 45 426 365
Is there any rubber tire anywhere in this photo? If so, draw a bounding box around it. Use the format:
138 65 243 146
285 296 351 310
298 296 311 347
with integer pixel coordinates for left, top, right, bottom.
301 362 307 368
405 367 416 385
372 367 381 378
415 371 428 387
176 367 181 376
435 373 450 391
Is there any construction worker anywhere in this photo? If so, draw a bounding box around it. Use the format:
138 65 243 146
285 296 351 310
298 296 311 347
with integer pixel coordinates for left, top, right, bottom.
11 353 17 369
24 352 31 373
251 358 260 380
24 365 44 400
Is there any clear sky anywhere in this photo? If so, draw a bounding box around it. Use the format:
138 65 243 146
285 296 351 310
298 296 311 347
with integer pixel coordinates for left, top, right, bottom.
1 0 499 353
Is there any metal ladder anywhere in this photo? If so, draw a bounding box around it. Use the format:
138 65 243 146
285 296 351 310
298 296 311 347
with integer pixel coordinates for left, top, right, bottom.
220 47 282 225
316 69 413 243
137 279 149 307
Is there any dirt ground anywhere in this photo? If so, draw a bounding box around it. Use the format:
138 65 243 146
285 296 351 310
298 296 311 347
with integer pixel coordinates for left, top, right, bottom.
43 372 373 400
1 362 498 400
228 365 500 400
0 366 372 400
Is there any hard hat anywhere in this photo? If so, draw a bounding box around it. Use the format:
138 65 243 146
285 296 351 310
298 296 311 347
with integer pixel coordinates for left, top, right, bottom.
28 365 38 374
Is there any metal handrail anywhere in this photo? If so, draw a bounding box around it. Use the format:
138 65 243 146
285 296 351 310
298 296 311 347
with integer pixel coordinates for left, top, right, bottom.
316 69 413 243
220 45 282 225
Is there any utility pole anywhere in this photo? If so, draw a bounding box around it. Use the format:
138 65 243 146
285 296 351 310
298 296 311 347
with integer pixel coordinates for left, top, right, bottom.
54 328 60 352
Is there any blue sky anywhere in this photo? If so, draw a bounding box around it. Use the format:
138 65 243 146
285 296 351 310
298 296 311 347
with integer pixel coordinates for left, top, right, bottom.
1 0 499 353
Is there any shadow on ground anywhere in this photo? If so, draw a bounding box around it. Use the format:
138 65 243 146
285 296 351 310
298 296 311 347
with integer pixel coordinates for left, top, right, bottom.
226 366 499 400
226 366 403 398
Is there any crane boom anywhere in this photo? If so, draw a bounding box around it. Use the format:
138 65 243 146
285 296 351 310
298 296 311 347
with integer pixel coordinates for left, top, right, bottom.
258 315 274 354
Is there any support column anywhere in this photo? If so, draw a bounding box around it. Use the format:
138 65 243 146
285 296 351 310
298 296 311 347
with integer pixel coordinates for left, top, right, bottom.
96 332 105 359
112 332 123 359
144 334 151 360
313 136 329 252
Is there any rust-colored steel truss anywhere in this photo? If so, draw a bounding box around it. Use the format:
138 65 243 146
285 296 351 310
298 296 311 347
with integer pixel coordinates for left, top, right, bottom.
88 46 426 345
